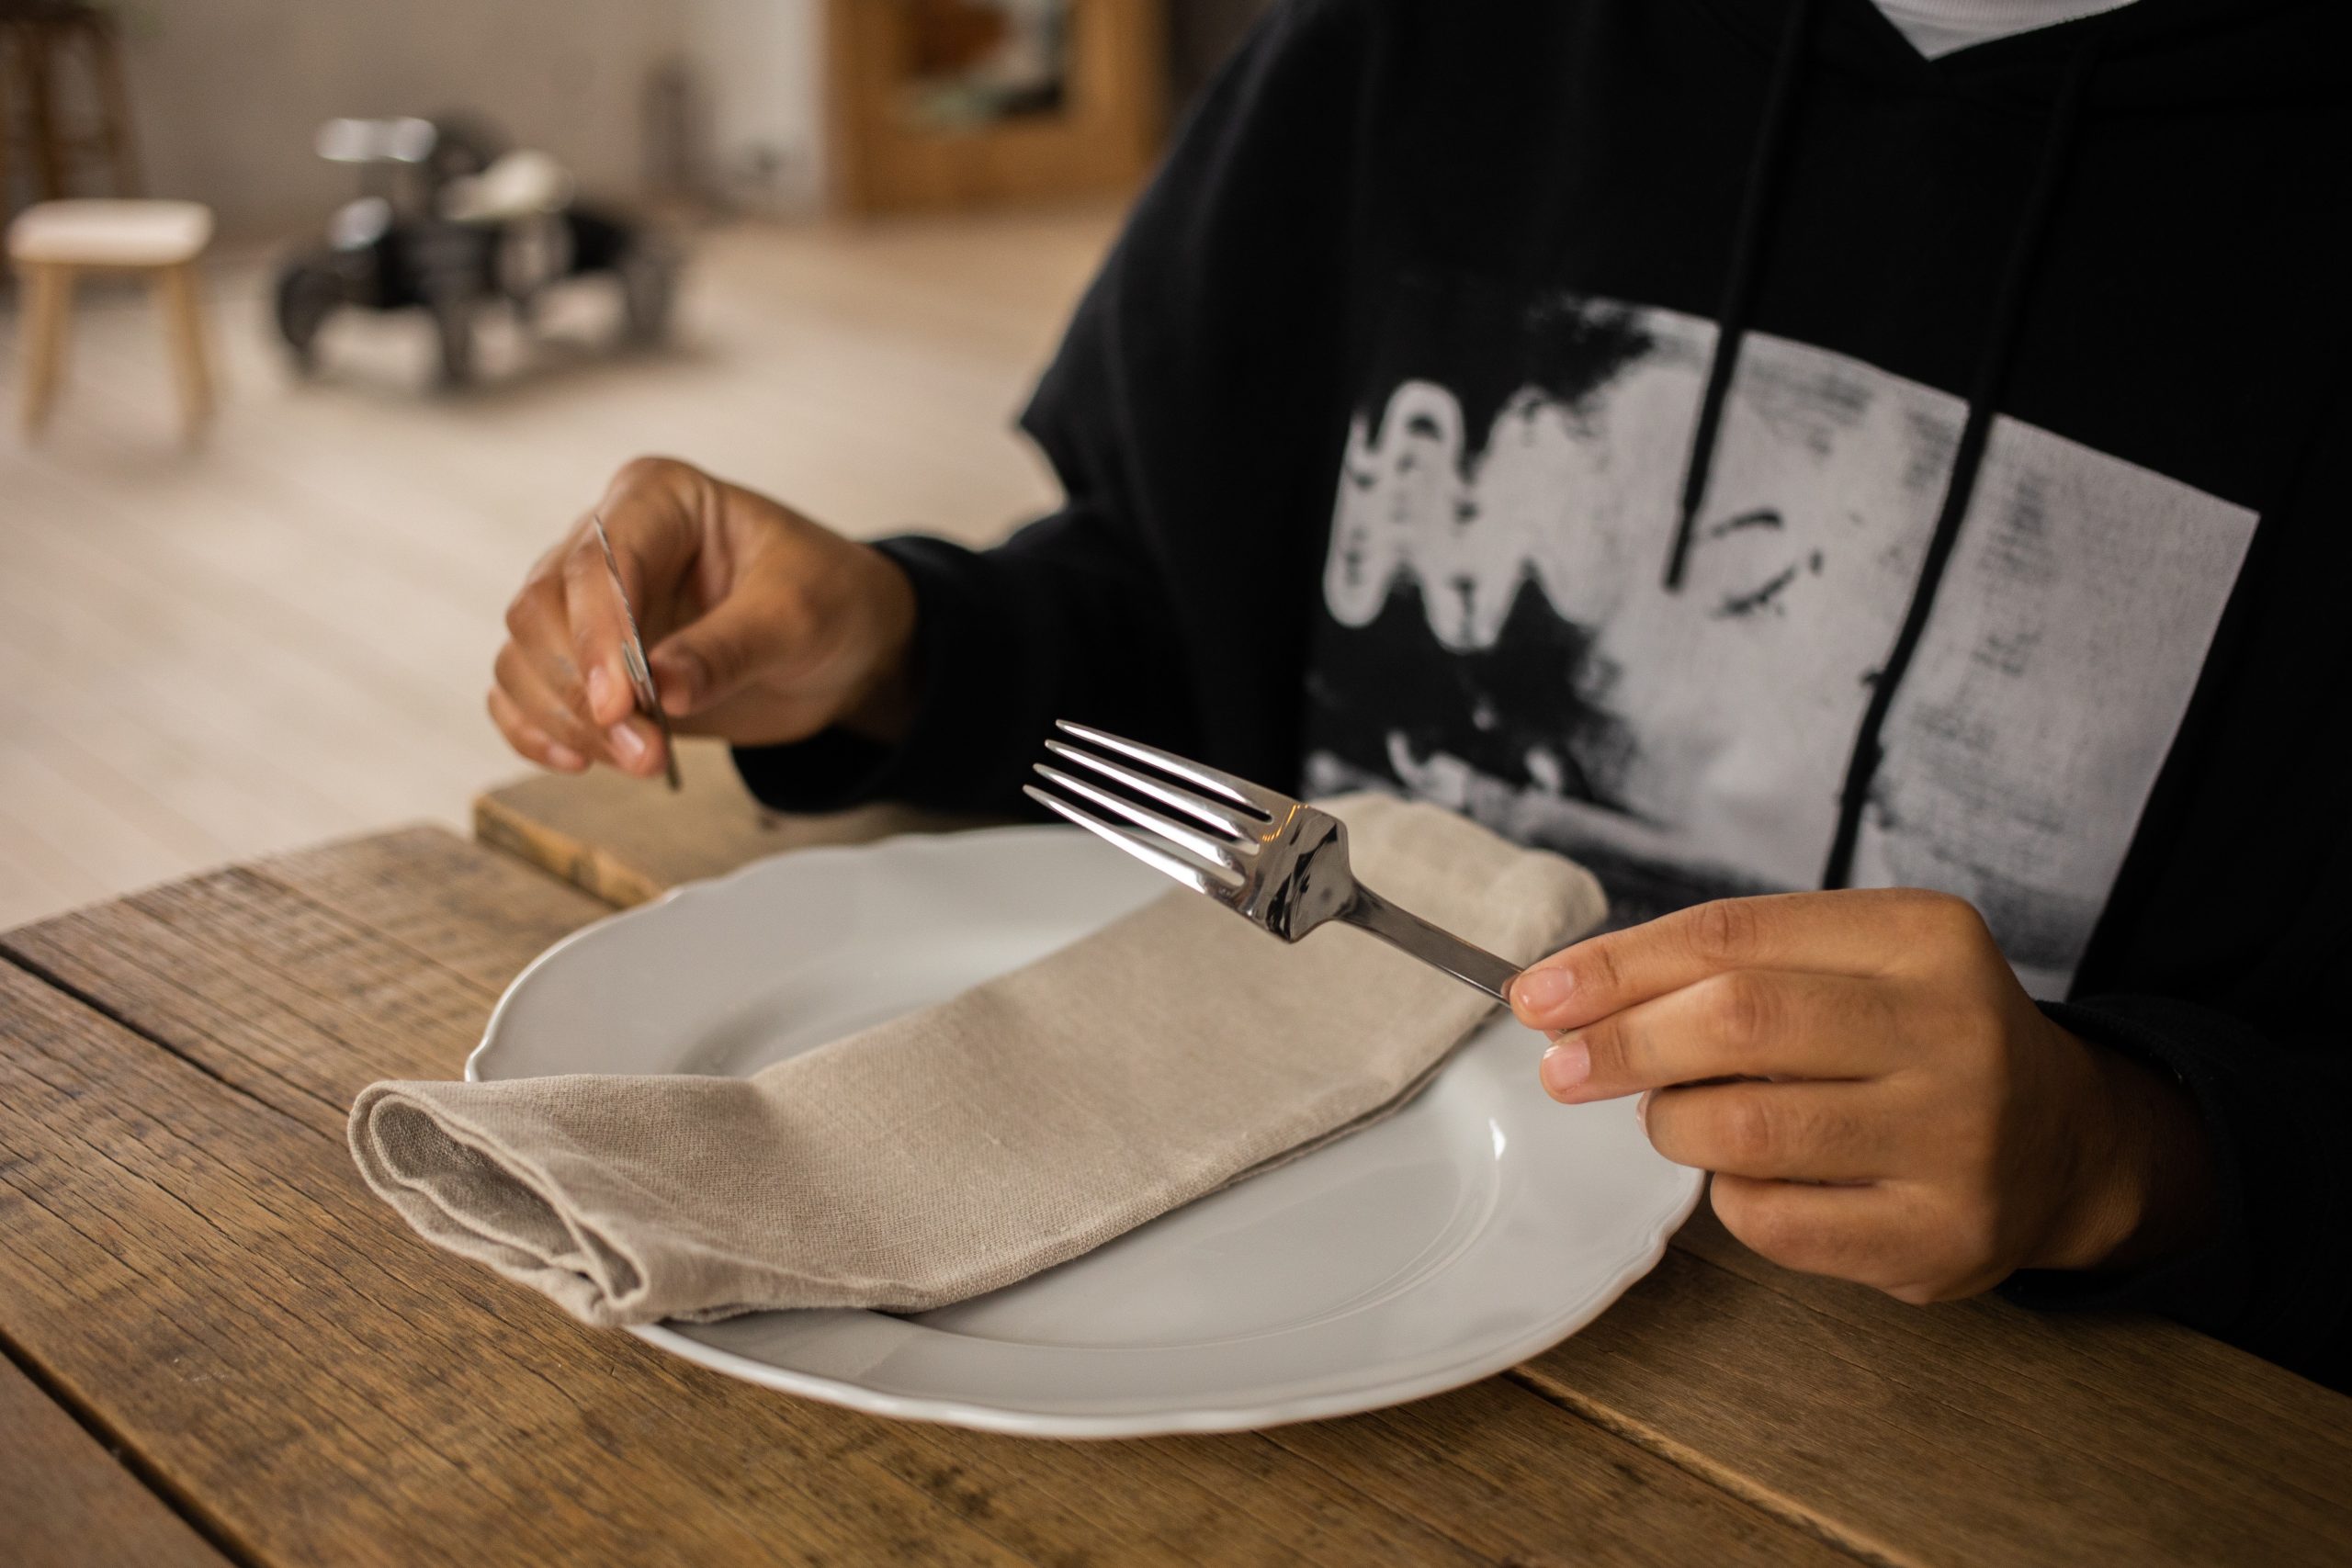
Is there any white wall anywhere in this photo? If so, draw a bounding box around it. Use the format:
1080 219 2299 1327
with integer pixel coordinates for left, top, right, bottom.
681 0 827 216
116 0 690 237
106 2 1236 236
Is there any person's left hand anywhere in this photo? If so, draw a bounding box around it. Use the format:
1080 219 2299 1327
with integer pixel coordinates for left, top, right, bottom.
1509 888 2212 1303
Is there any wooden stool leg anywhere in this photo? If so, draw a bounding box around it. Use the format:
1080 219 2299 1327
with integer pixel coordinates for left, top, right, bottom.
20 261 75 437
156 262 214 439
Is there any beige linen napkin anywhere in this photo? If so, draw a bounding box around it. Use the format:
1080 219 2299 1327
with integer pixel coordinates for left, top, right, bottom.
349 794 1605 1326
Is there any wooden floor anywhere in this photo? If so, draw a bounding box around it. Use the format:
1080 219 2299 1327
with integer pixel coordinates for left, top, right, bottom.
0 207 1120 930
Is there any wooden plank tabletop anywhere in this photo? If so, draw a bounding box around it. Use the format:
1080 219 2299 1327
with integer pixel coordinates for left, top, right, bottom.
0 1353 231 1568
1 745 2346 1564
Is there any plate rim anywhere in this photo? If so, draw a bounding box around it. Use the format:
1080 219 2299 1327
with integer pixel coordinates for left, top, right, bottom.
472 827 1703 1438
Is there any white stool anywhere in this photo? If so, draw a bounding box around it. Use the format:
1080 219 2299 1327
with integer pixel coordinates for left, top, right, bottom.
8 198 216 439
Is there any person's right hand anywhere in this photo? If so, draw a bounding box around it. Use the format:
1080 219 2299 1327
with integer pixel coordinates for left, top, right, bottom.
490 457 919 779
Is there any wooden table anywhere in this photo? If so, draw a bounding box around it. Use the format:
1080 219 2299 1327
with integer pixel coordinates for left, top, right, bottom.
5 741 2348 1566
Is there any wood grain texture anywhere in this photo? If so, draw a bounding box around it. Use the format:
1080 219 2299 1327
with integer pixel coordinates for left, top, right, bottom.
0 964 1025 1568
475 737 991 907
258 822 614 993
1522 1224 2352 1568
827 0 1165 214
1679 1211 2352 1540
0 1354 230 1568
474 789 2352 1566
0 833 1846 1567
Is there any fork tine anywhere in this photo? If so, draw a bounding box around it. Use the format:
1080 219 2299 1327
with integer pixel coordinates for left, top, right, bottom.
1033 763 1250 877
1053 720 1289 818
1023 785 1238 901
1043 740 1261 843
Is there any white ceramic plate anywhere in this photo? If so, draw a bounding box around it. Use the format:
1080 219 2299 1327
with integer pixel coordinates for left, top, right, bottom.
471 827 1702 1438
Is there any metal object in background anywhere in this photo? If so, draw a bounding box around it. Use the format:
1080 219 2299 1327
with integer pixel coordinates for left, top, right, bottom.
270 115 679 388
1025 719 1524 1001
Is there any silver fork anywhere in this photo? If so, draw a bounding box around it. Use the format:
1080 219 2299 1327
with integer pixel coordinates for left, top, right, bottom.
1023 720 1524 1002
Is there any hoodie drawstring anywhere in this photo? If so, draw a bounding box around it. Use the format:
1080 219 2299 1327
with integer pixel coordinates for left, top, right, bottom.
1819 48 2097 887
1657 0 2099 890
1662 0 1816 592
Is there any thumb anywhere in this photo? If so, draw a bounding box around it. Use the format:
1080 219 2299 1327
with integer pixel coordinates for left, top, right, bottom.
647 586 799 716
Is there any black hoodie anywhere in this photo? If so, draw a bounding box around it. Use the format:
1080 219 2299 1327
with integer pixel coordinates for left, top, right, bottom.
736 0 2352 1389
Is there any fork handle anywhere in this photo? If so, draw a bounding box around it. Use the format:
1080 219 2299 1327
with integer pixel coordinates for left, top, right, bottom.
1342 885 1523 1004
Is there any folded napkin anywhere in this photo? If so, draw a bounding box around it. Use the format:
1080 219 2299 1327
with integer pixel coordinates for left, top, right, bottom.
349 794 1605 1326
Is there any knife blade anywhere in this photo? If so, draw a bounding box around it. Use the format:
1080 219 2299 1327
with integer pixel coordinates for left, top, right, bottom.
589 511 682 791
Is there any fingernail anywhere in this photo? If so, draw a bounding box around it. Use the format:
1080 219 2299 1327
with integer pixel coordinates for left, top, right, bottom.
1513 966 1574 1020
546 743 586 772
1542 1038 1591 1098
607 723 648 766
586 665 618 720
1635 1089 1652 1132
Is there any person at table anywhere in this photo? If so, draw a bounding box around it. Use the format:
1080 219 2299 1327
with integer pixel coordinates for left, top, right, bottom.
490 0 2350 1391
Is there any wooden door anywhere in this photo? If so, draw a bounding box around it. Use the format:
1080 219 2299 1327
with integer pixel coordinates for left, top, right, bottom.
827 0 1167 214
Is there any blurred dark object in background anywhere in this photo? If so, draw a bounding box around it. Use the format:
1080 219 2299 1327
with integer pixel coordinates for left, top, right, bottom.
273 115 677 388
0 0 139 215
1167 0 1274 109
